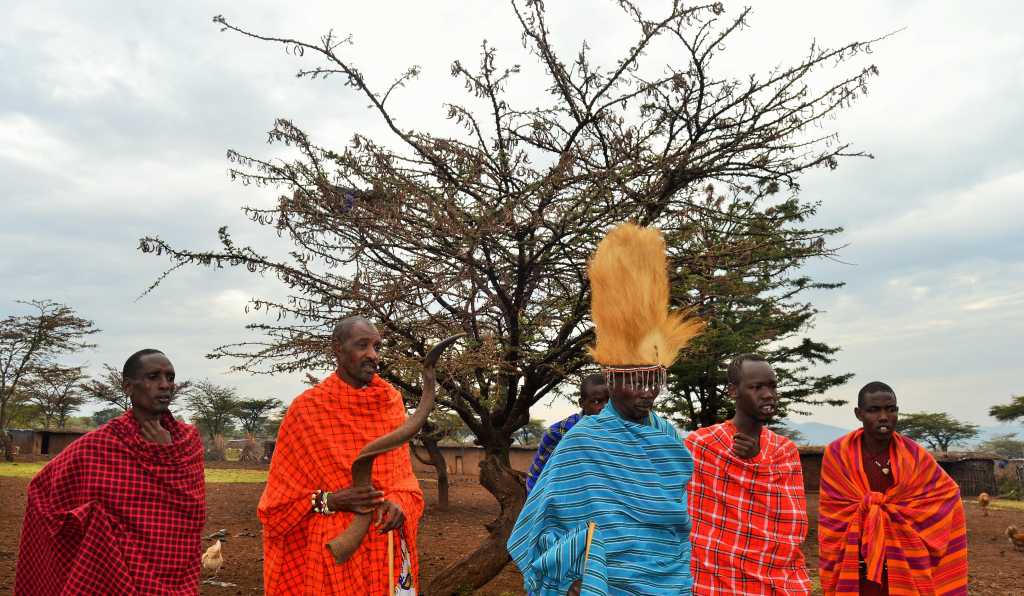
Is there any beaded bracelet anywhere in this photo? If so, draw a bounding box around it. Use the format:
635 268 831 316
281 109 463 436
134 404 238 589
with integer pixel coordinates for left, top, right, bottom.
310 490 335 515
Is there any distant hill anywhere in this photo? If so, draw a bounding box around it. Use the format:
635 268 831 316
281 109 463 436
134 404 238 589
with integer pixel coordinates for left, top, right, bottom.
784 421 853 446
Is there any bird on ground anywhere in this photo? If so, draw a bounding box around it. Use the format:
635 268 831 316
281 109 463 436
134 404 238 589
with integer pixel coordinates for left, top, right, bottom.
202 539 224 577
1005 525 1024 552
979 492 991 516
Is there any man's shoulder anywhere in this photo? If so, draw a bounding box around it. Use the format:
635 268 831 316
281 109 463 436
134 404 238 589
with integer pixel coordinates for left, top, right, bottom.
686 422 727 445
549 413 582 434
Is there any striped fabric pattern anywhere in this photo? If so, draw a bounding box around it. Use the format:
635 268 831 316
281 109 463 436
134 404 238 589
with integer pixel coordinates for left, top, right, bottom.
508 405 694 595
525 413 582 493
685 421 811 595
818 430 968 596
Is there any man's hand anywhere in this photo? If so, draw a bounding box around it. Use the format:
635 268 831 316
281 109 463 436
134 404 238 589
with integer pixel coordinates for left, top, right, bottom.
139 418 172 445
326 486 384 514
374 499 405 533
567 579 582 596
731 432 760 459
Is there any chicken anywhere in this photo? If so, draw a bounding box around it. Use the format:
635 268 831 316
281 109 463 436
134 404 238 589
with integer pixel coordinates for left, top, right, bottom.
979 492 991 516
202 539 224 577
1006 525 1024 552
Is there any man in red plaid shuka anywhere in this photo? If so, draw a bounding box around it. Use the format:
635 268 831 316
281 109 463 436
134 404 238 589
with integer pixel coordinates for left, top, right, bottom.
15 349 205 595
685 353 811 595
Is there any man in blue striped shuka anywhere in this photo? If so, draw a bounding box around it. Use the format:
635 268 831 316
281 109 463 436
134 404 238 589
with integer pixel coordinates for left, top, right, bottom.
507 223 705 595
524 374 610 494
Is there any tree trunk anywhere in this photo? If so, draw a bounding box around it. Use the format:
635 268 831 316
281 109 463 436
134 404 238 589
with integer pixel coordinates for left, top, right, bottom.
1 432 13 462
415 437 450 511
424 452 525 595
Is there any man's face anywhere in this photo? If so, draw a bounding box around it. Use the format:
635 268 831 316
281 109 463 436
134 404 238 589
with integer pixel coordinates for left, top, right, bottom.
579 382 610 416
855 391 898 441
730 360 778 423
609 375 659 423
124 353 176 417
332 321 382 388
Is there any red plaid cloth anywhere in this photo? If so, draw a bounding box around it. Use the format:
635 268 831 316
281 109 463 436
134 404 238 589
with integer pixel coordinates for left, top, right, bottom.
15 411 205 595
258 373 424 595
685 421 811 595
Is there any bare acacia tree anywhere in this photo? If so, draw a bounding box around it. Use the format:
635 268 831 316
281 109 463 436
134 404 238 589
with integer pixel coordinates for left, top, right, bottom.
140 2 886 590
0 300 98 460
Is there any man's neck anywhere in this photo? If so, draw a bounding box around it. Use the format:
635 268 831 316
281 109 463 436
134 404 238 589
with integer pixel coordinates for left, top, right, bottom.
731 413 762 436
862 432 892 455
132 409 161 425
335 370 369 389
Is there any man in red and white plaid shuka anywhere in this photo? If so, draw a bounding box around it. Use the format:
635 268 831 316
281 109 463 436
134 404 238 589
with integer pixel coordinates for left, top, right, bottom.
685 353 811 595
15 349 206 595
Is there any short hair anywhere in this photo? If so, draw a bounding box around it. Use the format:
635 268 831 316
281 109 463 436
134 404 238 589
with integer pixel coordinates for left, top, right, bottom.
581 373 607 394
123 349 165 380
857 381 896 408
726 353 769 385
331 316 375 344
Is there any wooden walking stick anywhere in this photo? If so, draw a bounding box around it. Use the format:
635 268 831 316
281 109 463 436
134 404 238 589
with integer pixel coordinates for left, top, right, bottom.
582 521 597 575
387 530 395 595
326 334 465 563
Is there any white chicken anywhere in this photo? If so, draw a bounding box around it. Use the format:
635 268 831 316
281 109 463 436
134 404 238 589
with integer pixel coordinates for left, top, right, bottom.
202 539 224 578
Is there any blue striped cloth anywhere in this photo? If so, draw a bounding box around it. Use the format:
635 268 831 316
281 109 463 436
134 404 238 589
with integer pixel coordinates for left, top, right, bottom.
526 413 583 493
508 405 694 595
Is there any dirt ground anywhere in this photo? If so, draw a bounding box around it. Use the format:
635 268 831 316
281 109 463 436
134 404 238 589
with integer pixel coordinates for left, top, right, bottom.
2 471 1023 595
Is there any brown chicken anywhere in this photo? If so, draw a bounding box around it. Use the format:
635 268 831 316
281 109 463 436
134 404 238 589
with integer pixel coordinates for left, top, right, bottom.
979 492 991 516
1006 525 1024 552
202 539 224 577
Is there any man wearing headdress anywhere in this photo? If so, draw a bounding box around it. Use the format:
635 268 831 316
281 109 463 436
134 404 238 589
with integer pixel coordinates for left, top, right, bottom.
685 353 811 595
524 374 609 494
508 223 704 595
818 381 967 596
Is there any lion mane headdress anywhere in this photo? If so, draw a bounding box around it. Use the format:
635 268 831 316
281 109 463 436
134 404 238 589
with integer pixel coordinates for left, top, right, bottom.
588 223 704 388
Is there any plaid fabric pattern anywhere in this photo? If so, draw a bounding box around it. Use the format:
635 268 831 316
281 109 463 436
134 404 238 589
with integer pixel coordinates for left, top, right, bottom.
818 431 968 596
258 373 424 595
15 411 206 595
685 421 810 595
525 413 582 493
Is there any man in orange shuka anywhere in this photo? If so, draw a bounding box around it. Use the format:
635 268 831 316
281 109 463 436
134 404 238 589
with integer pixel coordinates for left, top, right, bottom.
259 317 424 595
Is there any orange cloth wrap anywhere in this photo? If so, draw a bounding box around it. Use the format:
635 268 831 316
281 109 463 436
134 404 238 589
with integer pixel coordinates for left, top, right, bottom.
258 373 424 595
818 430 967 596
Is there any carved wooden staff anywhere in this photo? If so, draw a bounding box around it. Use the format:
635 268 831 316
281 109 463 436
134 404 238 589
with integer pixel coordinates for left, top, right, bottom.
326 333 464 563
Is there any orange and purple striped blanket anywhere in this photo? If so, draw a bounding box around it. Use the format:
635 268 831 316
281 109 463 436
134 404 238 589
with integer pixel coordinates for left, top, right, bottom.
818 430 967 596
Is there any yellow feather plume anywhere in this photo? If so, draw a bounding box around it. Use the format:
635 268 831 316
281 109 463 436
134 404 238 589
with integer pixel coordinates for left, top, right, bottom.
588 223 704 367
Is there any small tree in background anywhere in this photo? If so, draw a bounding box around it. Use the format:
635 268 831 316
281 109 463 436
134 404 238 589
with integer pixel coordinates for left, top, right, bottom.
184 380 242 450
91 407 123 427
0 300 99 460
976 433 1024 459
513 419 547 447
898 411 979 454
25 365 88 428
236 397 284 436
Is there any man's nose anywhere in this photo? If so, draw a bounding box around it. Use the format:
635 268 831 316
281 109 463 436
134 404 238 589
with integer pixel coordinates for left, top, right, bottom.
367 346 380 360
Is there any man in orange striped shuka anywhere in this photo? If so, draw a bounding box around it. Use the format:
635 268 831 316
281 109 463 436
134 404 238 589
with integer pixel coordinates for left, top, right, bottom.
259 317 424 595
818 382 968 596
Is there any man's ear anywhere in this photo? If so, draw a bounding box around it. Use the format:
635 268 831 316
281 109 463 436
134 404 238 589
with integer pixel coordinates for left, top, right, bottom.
727 382 738 399
854 407 864 423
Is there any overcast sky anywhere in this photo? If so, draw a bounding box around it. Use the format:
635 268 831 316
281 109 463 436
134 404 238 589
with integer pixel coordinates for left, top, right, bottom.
2 1 1021 431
